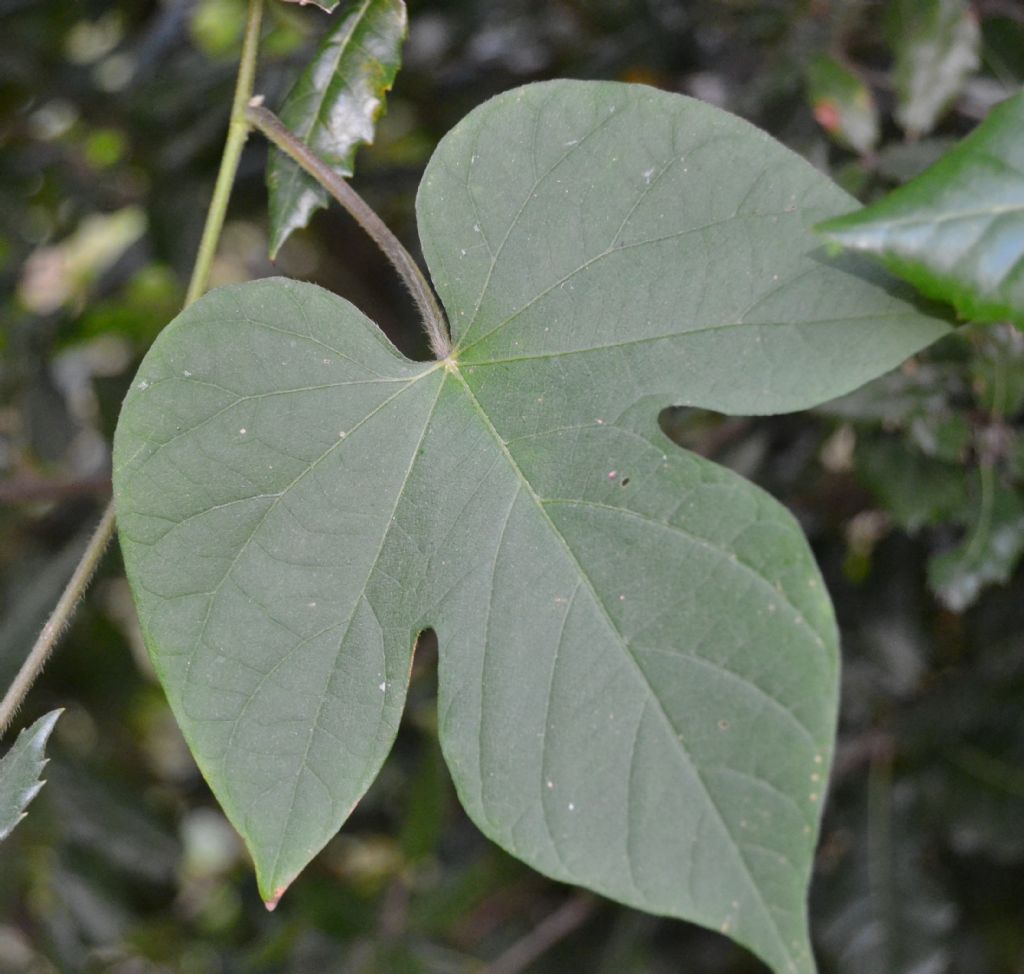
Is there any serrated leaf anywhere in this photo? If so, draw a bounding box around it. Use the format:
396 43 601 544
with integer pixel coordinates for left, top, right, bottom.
113 82 952 974
818 90 1024 328
890 0 980 138
0 710 61 842
267 0 406 258
806 55 879 156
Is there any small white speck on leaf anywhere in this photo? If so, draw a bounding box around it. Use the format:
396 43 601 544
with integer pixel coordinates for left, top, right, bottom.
137 380 149 391
379 682 387 693
608 470 617 479
568 802 575 811
239 428 247 435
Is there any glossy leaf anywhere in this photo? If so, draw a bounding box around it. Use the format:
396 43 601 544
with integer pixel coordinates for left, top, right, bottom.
267 0 406 258
114 82 952 974
818 90 1024 328
0 710 61 843
889 0 980 138
806 55 879 156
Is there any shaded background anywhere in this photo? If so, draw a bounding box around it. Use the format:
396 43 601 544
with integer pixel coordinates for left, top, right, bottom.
1 1 1023 971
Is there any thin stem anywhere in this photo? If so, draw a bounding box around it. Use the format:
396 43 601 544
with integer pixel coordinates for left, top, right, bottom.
245 102 452 360
0 505 116 738
1 0 266 739
185 0 265 306
483 894 596 974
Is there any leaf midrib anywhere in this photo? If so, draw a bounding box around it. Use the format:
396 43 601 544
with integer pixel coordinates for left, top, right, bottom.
449 365 799 970
832 201 1024 234
300 0 374 144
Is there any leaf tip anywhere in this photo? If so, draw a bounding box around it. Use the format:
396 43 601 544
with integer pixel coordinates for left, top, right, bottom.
264 886 288 912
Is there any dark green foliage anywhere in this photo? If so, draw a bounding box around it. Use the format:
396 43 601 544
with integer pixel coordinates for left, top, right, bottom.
267 0 407 257
0 711 61 842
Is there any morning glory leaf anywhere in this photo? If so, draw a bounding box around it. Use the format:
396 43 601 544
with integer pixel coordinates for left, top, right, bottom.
818 90 1024 328
267 0 406 258
114 81 952 973
0 710 62 843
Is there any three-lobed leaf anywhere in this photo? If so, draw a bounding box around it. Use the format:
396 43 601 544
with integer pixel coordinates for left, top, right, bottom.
818 89 1024 329
0 710 61 843
267 0 406 258
114 81 951 974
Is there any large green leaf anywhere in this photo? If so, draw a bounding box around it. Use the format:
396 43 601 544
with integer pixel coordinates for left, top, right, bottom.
0 710 61 843
817 90 1024 328
267 0 406 258
114 82 951 974
889 0 980 139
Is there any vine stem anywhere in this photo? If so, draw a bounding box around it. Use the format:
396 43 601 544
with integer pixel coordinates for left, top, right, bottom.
245 102 452 360
0 506 115 737
185 0 265 306
0 0 266 740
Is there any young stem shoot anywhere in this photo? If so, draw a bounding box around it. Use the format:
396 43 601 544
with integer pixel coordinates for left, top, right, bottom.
0 0 266 739
245 102 452 360
0 506 115 737
186 0 265 305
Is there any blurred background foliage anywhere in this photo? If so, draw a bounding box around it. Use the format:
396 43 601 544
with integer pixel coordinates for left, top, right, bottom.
1 0 1023 971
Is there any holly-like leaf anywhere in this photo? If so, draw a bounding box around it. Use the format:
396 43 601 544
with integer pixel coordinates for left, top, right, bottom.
0 710 61 843
818 90 1024 329
267 0 406 258
113 82 951 974
806 55 879 156
889 0 980 139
